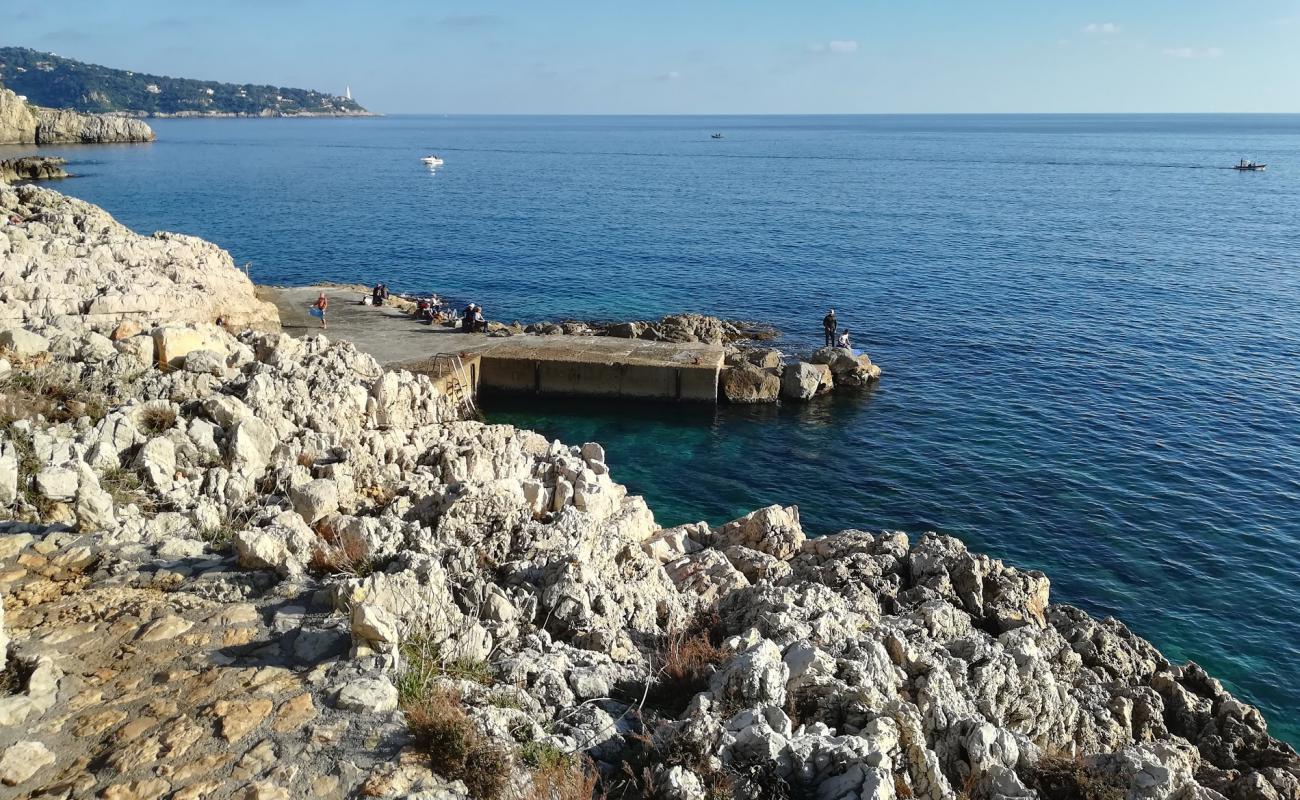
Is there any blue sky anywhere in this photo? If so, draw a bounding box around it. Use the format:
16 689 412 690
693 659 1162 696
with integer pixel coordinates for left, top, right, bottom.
4 0 1299 113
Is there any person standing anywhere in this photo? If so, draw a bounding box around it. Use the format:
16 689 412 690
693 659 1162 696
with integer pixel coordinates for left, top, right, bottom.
311 292 329 329
822 309 837 347
371 283 384 307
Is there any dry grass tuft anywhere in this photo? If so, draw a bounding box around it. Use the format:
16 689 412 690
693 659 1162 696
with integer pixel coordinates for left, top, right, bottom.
525 753 604 800
404 686 511 800
646 613 728 716
138 405 177 435
1024 753 1127 800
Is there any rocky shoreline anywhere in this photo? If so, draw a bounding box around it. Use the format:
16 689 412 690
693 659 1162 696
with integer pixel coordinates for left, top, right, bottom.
1 87 155 146
0 156 69 183
0 181 1297 799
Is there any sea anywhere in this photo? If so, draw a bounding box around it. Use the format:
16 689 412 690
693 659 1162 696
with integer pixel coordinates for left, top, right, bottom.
7 114 1299 743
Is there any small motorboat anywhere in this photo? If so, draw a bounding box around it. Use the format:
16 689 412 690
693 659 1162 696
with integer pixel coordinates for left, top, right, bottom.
421 155 444 166
710 133 724 139
1232 159 1266 171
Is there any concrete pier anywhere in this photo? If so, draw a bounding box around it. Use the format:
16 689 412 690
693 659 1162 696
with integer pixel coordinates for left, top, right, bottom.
264 286 724 402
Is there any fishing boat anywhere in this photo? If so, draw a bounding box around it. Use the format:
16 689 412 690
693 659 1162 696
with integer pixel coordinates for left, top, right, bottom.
1232 159 1266 171
421 155 444 166
710 133 724 139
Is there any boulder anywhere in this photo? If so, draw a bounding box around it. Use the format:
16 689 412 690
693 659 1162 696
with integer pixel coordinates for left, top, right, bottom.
153 326 229 370
290 479 339 525
0 452 17 506
134 437 176 490
33 467 78 501
0 740 56 787
745 348 783 369
711 504 805 560
720 363 781 404
334 677 399 714
780 361 832 401
0 328 50 357
183 348 228 376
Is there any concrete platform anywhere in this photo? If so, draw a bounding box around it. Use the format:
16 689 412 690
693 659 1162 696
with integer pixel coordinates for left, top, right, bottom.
264 286 724 402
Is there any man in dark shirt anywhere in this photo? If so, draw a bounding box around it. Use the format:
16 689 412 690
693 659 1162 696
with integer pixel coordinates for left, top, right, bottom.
822 309 837 347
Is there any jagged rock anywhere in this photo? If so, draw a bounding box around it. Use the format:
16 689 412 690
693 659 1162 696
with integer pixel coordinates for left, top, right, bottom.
0 156 69 182
721 363 781 404
183 348 228 376
711 637 789 709
0 185 277 332
290 479 339 525
34 107 156 144
780 361 832 401
0 740 56 786
711 504 805 560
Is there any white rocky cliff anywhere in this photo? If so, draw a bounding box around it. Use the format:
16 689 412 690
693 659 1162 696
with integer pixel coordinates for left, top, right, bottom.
0 187 1296 799
0 86 155 145
1 182 278 332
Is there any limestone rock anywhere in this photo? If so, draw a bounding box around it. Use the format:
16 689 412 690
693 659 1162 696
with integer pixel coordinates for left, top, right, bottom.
780 361 832 401
0 87 38 145
0 184 278 333
711 504 805 560
290 479 339 525
34 466 78 501
720 363 781 404
33 106 156 144
335 676 398 714
0 156 69 182
0 327 50 357
0 740 56 786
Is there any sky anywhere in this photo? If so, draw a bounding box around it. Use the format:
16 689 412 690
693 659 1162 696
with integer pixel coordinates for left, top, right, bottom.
3 0 1299 114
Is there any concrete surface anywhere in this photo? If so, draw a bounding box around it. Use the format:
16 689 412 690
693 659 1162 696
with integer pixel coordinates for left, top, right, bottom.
265 286 724 402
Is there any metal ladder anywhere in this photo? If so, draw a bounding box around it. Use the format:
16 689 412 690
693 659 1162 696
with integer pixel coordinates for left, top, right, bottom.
430 353 477 417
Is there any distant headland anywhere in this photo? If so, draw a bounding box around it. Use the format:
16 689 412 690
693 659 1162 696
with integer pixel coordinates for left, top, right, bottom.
0 46 374 118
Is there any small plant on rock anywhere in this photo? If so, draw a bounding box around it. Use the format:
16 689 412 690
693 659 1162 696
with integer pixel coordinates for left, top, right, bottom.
98 466 144 507
138 404 177 435
646 612 728 716
1024 753 1127 800
398 632 494 702
404 686 512 800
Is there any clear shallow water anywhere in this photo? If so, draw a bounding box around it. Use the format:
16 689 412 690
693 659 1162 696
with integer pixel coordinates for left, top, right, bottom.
8 115 1299 743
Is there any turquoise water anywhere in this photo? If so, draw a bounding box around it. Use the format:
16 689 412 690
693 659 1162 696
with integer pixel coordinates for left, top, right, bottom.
7 115 1299 742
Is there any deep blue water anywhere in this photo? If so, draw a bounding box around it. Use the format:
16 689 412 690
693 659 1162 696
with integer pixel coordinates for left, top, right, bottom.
6 115 1299 743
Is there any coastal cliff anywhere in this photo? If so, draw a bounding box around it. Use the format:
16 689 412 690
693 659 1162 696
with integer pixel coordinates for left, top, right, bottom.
0 187 1296 799
0 86 155 145
0 182 277 331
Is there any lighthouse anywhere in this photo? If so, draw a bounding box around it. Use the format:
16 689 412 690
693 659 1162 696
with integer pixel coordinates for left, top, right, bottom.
345 85 352 101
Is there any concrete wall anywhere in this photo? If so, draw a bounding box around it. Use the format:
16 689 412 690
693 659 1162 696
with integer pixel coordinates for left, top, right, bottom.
479 356 718 402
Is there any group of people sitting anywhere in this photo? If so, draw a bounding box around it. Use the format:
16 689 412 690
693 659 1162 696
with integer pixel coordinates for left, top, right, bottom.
460 302 488 333
362 281 490 332
822 309 853 351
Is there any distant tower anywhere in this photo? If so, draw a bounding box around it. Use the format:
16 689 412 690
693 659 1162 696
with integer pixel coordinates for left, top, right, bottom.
345 85 352 101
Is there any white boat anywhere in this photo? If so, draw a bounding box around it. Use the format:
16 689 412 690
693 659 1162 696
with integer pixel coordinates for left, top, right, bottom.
1232 159 1266 171
421 155 444 166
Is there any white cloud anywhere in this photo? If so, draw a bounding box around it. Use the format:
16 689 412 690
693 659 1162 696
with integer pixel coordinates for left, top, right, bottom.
1162 46 1224 59
808 40 859 54
655 70 682 82
1083 22 1121 34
